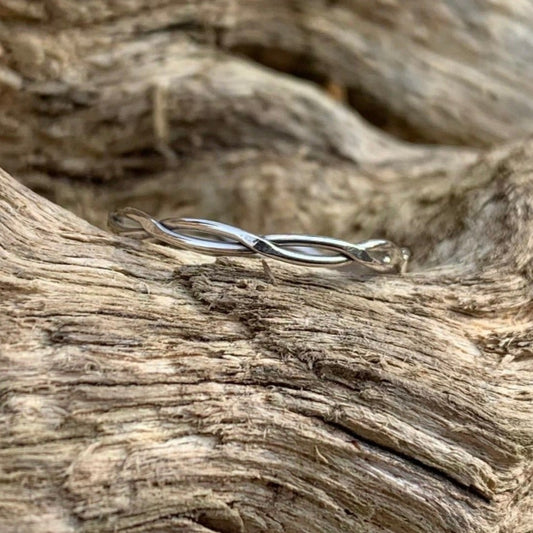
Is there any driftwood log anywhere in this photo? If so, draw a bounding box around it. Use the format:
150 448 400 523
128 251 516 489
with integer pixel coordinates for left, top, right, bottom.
1 1 533 532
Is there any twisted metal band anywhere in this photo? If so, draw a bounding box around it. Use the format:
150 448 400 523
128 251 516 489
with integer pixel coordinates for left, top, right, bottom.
108 207 410 272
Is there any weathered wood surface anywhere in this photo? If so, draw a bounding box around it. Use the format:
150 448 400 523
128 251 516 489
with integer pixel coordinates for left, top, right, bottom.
0 1 533 532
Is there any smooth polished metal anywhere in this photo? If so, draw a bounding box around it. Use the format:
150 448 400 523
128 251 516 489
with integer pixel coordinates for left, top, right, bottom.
108 207 410 273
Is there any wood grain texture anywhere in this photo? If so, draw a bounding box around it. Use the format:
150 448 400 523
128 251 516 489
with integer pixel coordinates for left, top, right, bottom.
1 0 533 158
1 141 533 532
0 1 533 532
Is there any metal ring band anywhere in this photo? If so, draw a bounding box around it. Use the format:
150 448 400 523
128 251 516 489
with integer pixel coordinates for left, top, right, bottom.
108 207 410 273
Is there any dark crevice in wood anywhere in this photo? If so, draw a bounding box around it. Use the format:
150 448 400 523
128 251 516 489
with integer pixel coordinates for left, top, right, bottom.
345 86 441 145
228 44 438 145
324 418 491 505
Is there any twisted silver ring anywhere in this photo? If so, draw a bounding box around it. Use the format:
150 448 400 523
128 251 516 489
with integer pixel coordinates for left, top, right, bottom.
108 207 410 273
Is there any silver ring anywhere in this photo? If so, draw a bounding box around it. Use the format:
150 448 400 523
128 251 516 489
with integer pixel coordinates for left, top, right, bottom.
108 207 410 273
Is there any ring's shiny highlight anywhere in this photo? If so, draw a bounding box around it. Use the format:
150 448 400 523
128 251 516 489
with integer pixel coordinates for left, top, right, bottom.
108 207 410 273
